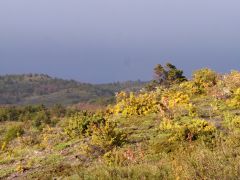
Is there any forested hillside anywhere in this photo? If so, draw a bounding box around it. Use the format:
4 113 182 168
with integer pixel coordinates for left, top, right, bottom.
0 74 146 106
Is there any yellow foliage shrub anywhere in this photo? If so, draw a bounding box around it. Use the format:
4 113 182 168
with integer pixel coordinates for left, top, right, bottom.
90 120 127 152
109 86 197 118
223 70 240 91
161 90 197 118
191 68 219 94
159 118 216 143
109 90 162 117
227 88 240 108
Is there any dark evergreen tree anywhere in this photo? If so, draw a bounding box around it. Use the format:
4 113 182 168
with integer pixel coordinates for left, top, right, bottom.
146 62 187 90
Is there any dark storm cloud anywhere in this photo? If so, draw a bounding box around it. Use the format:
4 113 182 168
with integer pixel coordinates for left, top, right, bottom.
0 0 239 83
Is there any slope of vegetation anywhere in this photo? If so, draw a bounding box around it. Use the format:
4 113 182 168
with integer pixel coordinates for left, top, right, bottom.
0 74 146 106
0 64 240 179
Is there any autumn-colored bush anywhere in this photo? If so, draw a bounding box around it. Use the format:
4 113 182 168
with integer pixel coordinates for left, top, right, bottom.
4 125 24 143
153 118 216 153
1 125 24 151
32 110 51 129
227 88 240 109
223 70 240 91
91 120 127 152
159 118 216 143
191 68 219 94
109 90 162 117
64 111 106 138
65 111 126 153
223 112 240 130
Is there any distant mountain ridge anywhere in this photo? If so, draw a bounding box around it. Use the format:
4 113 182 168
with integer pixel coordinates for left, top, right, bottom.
0 74 146 106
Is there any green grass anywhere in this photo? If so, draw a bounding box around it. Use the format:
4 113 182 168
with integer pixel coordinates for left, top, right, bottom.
0 167 15 179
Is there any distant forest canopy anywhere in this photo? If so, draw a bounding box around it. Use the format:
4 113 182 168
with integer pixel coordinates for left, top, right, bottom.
0 73 146 106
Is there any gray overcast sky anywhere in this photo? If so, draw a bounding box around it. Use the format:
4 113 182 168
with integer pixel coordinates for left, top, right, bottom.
0 0 239 83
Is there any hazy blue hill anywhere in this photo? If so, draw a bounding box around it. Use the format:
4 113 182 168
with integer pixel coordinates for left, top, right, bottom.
0 74 146 106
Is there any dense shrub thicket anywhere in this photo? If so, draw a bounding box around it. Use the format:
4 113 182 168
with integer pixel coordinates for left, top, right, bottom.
0 104 66 122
